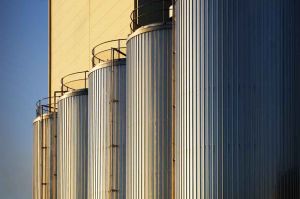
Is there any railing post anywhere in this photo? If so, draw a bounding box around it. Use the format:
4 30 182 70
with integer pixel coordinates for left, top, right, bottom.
61 78 63 93
92 48 95 67
85 71 87 89
118 40 120 59
163 0 165 23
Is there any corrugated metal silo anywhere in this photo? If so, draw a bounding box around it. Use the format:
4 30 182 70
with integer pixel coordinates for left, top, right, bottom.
126 23 172 199
57 89 88 199
33 112 56 199
88 59 126 199
175 0 300 198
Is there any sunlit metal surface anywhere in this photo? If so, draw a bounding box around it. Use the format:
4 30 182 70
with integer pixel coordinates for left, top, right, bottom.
126 23 172 199
57 89 88 199
33 113 56 199
88 59 127 199
175 0 300 198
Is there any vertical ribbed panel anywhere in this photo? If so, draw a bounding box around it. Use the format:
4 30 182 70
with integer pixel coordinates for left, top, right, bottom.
88 60 126 199
296 0 300 187
126 24 172 199
175 0 299 198
57 90 88 199
33 113 56 199
33 119 42 199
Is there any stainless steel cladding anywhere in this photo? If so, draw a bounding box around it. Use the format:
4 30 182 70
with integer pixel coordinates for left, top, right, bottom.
126 24 172 199
88 59 126 199
57 89 88 199
33 113 56 199
175 0 300 198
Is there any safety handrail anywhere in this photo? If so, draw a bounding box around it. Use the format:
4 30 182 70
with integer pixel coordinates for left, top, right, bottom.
92 39 127 67
130 0 173 32
36 96 57 116
61 70 89 92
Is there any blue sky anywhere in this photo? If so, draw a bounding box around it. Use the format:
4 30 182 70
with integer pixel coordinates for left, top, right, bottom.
0 0 48 198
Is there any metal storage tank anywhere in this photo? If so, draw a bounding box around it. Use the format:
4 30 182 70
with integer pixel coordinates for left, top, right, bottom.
88 56 126 199
57 88 88 199
126 23 172 199
33 111 56 199
175 0 300 198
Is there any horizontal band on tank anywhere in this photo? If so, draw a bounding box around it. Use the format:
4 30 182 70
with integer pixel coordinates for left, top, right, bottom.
59 88 88 101
127 22 172 41
88 58 126 76
33 112 57 123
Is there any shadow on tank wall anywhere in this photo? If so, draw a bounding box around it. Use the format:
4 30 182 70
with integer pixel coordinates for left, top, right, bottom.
274 168 300 199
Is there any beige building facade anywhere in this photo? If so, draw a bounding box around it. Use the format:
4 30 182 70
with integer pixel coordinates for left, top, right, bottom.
49 0 133 96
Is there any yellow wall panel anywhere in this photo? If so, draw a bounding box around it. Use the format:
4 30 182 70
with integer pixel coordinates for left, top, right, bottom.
50 0 133 95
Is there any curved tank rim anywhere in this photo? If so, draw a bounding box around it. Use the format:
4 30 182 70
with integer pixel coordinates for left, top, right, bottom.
88 58 126 76
59 88 88 101
33 112 57 123
127 22 172 42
